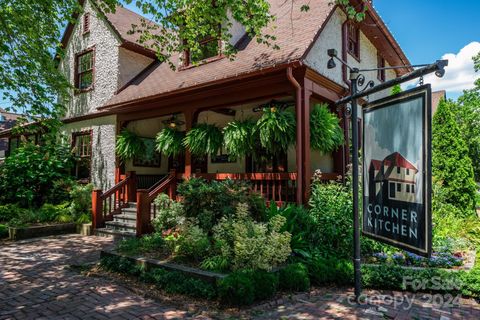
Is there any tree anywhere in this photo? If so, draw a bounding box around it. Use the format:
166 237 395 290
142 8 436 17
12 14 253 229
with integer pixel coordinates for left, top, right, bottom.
0 0 366 122
456 88 480 181
432 98 477 214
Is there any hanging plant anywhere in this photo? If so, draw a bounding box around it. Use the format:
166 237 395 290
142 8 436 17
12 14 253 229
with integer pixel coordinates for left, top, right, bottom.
183 123 223 156
223 119 257 159
155 127 185 157
310 103 344 153
115 129 145 162
255 105 296 155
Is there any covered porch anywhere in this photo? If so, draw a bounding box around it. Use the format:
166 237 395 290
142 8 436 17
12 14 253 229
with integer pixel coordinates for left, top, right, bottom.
93 65 350 235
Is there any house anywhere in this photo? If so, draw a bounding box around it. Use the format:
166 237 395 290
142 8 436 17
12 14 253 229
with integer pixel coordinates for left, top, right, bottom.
0 108 22 160
431 90 446 114
0 0 412 235
369 152 419 204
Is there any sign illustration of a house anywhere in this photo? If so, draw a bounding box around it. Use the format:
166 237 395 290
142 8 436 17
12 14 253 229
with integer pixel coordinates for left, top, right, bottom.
369 152 419 204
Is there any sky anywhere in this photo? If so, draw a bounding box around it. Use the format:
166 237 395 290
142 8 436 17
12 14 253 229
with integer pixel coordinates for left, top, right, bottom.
373 0 480 100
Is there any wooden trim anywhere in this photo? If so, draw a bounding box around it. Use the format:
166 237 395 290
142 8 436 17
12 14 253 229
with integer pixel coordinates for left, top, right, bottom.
100 61 301 110
192 172 340 181
120 41 158 59
377 54 386 82
74 46 96 93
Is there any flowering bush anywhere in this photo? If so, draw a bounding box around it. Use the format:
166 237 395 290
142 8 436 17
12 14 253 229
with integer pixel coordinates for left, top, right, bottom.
213 203 291 271
152 193 185 232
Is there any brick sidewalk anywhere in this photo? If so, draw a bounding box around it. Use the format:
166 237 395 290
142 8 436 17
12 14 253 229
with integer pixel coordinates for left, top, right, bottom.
1 235 479 319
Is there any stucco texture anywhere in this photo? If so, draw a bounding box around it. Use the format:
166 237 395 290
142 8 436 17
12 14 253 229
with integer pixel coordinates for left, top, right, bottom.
62 115 117 190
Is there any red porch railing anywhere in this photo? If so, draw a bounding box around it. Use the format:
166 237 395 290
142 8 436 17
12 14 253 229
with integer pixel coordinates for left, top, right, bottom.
92 171 137 229
136 170 177 236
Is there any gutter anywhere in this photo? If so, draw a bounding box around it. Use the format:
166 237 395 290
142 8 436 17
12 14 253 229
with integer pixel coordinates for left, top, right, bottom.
286 66 303 205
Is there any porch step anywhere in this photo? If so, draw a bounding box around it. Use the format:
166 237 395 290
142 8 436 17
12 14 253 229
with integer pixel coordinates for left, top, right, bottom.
95 228 136 239
113 213 137 223
105 220 136 232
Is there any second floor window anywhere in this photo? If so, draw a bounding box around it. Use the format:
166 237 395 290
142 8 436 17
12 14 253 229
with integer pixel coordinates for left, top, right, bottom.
75 50 94 91
183 24 221 67
377 54 386 82
345 22 360 60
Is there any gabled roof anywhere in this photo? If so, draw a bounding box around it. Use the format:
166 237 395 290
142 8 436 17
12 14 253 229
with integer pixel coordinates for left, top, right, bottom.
61 0 158 58
102 0 411 109
384 152 418 171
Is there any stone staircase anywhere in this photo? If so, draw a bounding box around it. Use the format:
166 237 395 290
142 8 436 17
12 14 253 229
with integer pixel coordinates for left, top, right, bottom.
95 203 138 239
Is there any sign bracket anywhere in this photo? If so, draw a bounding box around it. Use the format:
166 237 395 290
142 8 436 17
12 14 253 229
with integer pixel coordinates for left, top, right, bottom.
326 48 448 302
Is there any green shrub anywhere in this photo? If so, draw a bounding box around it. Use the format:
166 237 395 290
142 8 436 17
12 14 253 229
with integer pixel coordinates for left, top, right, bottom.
0 142 74 208
68 183 93 222
218 270 255 306
147 268 217 299
308 180 353 258
116 233 165 256
0 224 7 238
176 224 210 261
267 204 321 259
0 204 24 222
152 193 185 232
279 263 310 292
250 270 279 301
213 203 291 271
307 257 353 286
177 178 266 233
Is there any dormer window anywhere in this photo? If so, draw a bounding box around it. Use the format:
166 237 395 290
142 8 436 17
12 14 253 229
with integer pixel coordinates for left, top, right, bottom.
344 21 360 60
75 49 94 91
83 13 90 34
183 24 221 67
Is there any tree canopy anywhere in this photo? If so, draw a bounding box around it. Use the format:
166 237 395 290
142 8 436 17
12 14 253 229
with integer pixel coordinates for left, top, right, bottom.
432 98 477 214
0 0 366 123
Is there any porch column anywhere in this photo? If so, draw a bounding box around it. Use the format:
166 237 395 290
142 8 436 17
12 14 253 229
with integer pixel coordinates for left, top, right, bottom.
183 110 198 178
301 79 313 204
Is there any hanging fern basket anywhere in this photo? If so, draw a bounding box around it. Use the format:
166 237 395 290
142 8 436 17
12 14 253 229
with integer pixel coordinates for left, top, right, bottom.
223 119 257 159
183 123 223 156
155 127 185 157
255 105 296 155
310 103 344 153
115 129 145 162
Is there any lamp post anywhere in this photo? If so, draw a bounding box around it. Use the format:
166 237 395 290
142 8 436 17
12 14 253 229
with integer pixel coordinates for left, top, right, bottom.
326 48 448 302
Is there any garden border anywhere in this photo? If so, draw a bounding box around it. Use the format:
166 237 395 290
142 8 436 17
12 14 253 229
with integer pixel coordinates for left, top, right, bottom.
100 249 227 284
8 223 78 240
363 249 476 272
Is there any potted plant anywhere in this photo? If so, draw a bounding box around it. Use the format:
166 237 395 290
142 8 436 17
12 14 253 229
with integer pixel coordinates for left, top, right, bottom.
310 103 344 153
183 123 223 156
115 129 145 162
223 119 257 159
156 127 186 157
255 104 296 155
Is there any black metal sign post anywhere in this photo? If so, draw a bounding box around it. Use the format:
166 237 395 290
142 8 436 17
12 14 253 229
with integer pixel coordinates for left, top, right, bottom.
327 49 448 301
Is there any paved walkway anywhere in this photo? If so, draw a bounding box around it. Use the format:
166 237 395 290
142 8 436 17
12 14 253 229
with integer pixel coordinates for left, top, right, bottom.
1 235 479 319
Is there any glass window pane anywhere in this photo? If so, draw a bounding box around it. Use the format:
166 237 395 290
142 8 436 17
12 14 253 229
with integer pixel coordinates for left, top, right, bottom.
79 71 93 89
190 39 219 63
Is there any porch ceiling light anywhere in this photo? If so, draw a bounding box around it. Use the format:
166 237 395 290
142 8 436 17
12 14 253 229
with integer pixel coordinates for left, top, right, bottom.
162 114 185 128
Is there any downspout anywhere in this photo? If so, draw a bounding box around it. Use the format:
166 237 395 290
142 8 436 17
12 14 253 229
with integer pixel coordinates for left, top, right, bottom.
287 66 303 205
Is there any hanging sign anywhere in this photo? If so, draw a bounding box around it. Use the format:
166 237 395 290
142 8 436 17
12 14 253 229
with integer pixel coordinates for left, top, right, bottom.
362 85 432 257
